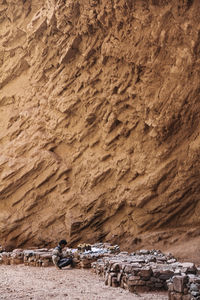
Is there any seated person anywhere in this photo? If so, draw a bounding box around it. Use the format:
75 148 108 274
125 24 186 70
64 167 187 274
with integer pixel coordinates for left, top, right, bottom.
52 239 74 269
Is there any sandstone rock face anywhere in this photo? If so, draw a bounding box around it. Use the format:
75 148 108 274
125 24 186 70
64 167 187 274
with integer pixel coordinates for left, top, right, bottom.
0 0 200 250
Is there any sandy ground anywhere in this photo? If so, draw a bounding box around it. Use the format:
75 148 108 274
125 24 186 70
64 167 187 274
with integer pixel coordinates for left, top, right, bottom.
0 265 168 300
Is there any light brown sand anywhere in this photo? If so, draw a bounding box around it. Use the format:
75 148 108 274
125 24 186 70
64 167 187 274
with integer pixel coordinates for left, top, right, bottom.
0 265 168 300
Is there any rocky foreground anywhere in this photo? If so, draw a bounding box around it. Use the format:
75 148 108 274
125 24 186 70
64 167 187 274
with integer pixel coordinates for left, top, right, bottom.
1 245 200 299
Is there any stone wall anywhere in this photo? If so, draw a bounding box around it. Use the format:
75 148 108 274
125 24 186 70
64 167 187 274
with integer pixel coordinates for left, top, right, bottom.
92 250 200 300
168 274 200 300
0 243 119 268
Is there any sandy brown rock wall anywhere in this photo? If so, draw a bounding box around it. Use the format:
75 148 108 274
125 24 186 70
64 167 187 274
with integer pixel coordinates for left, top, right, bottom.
0 0 200 250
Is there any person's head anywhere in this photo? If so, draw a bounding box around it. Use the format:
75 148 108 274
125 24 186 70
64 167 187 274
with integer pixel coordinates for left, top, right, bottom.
59 239 67 248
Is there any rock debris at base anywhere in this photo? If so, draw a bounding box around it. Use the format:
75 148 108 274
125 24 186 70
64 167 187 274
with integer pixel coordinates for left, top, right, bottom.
0 244 200 299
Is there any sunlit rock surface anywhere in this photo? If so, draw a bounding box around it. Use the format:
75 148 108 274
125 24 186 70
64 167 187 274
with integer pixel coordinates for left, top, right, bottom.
0 0 200 253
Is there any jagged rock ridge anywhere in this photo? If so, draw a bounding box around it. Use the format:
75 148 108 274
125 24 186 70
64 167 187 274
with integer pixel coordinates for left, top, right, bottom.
0 0 200 251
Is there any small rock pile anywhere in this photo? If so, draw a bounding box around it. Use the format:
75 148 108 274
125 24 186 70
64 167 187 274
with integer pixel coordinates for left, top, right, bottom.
92 250 200 299
74 243 120 268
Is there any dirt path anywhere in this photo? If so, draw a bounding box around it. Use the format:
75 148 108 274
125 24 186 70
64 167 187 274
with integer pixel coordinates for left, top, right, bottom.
0 265 168 300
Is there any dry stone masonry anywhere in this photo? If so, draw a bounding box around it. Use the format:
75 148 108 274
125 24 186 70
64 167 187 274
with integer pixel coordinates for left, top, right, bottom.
0 243 119 268
168 272 200 300
1 245 200 299
92 249 200 300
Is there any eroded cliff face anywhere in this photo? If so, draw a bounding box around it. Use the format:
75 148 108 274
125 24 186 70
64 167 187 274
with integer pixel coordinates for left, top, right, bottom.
0 0 200 251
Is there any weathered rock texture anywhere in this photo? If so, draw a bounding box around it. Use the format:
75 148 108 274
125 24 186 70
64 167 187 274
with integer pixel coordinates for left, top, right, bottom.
0 0 200 250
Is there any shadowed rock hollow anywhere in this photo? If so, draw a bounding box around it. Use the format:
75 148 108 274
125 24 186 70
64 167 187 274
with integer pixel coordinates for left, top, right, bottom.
0 0 200 255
